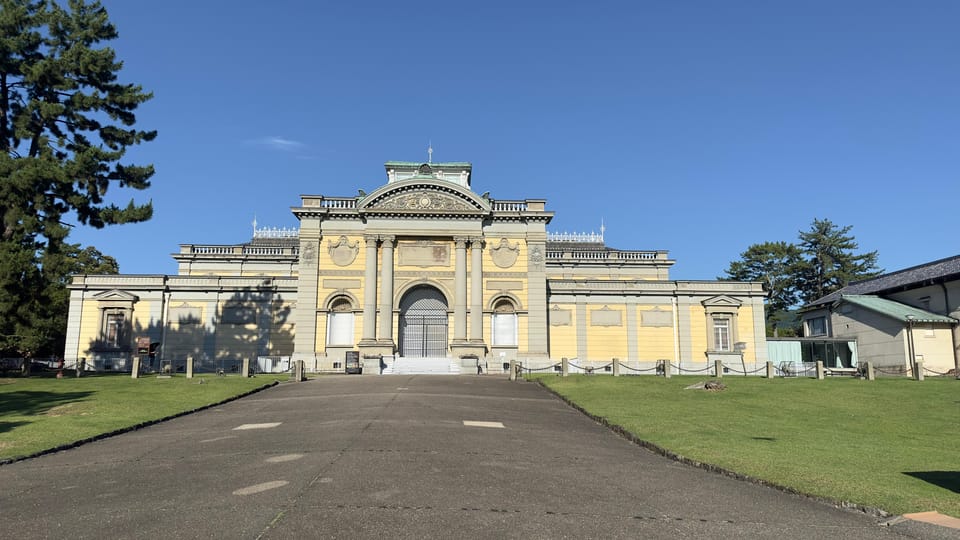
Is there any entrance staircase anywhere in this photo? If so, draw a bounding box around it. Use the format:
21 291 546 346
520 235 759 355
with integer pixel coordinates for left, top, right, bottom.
383 357 461 375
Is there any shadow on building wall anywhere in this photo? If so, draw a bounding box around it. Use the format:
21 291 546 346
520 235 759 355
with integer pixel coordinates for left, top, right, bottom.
86 286 294 373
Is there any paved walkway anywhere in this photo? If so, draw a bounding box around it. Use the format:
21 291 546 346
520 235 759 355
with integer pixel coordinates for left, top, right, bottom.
0 376 951 539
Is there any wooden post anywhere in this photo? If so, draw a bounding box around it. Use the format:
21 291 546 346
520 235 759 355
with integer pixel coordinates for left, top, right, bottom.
241 357 250 378
612 358 620 377
766 361 774 379
561 357 569 377
131 356 140 379
714 359 723 378
816 360 825 380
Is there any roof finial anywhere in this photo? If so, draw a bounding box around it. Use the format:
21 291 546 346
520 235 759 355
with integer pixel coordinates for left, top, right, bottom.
600 218 606 242
252 214 258 235
427 141 433 164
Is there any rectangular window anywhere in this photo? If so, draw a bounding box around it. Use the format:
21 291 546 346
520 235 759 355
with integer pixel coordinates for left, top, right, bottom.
492 313 518 346
807 316 827 337
327 312 354 345
105 312 125 348
713 318 730 351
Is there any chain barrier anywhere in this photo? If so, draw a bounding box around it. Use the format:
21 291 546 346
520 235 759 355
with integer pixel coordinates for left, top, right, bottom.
619 363 659 373
874 367 909 376
522 364 561 373
669 363 713 373
725 365 767 375
922 366 953 376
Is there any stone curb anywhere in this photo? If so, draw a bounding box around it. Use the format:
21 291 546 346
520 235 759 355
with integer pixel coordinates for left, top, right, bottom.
0 379 280 467
531 378 893 521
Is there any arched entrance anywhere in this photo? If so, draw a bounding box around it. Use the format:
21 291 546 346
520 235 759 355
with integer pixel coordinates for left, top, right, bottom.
399 286 449 358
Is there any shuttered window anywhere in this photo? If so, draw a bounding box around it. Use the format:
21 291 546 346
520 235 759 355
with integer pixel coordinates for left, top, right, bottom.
327 298 354 345
492 299 517 346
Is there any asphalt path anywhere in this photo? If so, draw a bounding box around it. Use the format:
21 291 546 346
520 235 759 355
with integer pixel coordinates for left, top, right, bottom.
0 375 952 539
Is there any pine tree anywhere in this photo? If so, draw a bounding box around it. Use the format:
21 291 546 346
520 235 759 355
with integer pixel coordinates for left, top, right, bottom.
796 218 881 304
0 0 153 356
721 241 803 334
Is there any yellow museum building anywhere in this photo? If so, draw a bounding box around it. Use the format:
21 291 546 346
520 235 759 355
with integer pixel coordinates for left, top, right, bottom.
64 160 769 375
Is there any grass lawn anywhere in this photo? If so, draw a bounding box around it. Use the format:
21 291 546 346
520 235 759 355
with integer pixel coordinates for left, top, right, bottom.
533 374 960 517
0 373 287 461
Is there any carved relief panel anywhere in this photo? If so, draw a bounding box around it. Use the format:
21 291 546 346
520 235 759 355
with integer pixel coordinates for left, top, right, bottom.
489 238 520 269
327 236 359 267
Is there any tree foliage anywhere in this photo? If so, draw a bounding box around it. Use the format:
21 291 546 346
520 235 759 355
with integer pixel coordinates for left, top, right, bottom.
722 219 881 335
795 218 881 304
0 0 153 356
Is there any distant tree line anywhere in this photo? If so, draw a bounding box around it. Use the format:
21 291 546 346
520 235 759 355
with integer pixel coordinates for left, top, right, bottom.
721 218 881 336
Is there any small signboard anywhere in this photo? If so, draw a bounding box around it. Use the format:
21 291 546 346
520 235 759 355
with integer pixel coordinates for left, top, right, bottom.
136 336 151 355
345 351 361 374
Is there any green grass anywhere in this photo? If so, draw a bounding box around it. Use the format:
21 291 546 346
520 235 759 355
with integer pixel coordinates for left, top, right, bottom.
0 373 287 461
533 374 960 517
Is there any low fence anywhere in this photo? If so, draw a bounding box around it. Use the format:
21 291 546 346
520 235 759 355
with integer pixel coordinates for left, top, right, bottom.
510 357 957 382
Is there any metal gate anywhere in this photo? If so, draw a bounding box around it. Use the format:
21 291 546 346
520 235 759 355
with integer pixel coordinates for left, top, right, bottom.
399 286 449 358
400 315 448 357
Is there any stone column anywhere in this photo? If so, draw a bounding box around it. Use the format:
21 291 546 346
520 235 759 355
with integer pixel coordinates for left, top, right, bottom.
361 235 379 342
454 237 468 342
378 235 395 343
292 227 320 365
469 237 483 341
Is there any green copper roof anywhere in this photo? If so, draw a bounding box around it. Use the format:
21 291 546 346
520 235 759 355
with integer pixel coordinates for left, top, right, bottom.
840 295 958 324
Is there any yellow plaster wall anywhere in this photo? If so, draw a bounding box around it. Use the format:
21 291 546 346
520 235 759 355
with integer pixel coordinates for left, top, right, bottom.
636 326 675 360
688 306 709 358
315 234 366 309
735 306 757 362
77 301 101 357
547 305 578 359
586 306 628 360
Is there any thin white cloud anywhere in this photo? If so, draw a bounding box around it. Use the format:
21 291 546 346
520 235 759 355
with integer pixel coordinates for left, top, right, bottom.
252 136 305 151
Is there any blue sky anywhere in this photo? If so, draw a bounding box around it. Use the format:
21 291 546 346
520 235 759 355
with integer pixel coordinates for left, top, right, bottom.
68 0 959 279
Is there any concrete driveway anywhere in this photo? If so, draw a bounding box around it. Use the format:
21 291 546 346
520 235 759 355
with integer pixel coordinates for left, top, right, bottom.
0 375 950 539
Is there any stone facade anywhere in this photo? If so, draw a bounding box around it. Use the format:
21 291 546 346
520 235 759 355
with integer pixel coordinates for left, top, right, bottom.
64 160 769 374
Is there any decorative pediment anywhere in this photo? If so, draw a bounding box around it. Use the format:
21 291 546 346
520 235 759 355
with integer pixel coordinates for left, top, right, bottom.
359 180 490 215
702 295 741 314
92 289 139 303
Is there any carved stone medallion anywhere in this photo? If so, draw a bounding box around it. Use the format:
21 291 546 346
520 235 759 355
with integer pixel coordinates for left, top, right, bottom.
327 236 359 267
489 238 519 269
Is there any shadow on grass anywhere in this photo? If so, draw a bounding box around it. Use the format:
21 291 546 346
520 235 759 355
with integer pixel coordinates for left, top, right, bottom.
904 471 960 494
0 390 94 423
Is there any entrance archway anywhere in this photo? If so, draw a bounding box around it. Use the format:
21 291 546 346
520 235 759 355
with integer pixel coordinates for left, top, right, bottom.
399 286 449 358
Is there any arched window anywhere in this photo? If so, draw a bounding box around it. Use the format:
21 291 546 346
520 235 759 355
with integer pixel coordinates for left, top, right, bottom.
492 299 518 347
327 297 355 346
